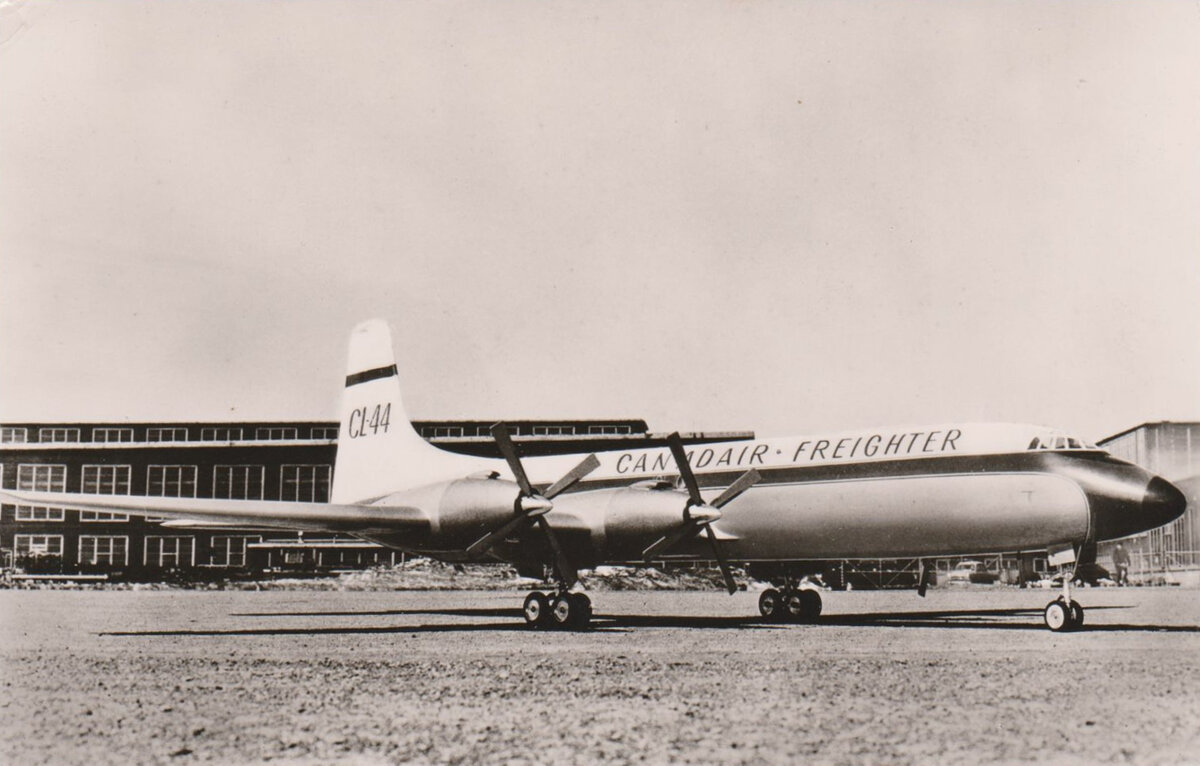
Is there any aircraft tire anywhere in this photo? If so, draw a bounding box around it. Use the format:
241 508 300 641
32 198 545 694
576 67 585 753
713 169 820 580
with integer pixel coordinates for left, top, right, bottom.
1068 600 1084 629
798 588 823 623
568 593 593 630
759 589 783 622
783 591 806 622
523 592 550 628
551 593 576 630
1044 600 1070 632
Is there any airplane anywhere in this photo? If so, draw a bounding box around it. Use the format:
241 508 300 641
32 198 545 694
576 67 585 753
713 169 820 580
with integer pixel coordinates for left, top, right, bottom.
1 319 1186 632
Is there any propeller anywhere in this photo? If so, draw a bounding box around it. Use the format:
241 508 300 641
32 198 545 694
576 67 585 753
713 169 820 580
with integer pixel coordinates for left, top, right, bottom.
465 423 600 588
642 433 760 594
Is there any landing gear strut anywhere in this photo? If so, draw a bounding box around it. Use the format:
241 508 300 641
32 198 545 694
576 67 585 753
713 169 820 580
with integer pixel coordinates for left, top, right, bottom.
759 583 822 624
1043 551 1085 632
523 590 592 630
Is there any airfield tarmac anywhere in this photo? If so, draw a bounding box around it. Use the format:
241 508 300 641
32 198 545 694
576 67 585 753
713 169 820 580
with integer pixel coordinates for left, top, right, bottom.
1 588 1198 766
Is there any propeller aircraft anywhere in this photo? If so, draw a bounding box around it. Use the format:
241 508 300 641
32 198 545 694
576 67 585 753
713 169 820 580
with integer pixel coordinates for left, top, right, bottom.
2 320 1186 632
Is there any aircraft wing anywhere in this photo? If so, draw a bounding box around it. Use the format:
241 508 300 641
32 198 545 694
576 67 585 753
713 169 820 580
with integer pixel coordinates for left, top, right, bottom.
0 489 429 534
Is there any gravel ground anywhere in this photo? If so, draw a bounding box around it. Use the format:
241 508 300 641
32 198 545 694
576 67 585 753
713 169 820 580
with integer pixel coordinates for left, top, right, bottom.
2 587 1199 766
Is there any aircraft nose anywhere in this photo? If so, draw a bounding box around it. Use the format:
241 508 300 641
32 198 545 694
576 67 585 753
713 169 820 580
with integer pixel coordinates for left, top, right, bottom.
1143 476 1187 529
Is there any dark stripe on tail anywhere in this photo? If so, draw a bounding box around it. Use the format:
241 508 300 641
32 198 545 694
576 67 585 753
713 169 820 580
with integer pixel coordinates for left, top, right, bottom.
345 364 398 388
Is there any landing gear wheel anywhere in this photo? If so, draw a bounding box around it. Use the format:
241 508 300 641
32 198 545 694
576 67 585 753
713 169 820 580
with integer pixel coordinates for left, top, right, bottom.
551 593 586 630
568 593 593 630
784 591 806 622
1044 600 1070 632
798 588 823 623
523 591 550 628
1068 600 1084 629
759 588 783 622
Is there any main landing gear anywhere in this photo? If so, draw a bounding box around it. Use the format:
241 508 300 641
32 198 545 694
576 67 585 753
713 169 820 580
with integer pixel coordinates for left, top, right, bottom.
523 590 592 631
758 585 822 624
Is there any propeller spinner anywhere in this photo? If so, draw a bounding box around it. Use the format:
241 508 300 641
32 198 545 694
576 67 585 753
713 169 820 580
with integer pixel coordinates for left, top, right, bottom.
642 433 761 594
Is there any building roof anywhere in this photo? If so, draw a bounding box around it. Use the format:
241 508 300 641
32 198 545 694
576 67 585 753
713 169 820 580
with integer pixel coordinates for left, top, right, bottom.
1097 421 1200 446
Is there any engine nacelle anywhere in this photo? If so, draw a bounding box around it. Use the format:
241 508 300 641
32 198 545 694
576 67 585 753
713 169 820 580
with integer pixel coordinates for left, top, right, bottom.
370 476 525 553
551 483 692 564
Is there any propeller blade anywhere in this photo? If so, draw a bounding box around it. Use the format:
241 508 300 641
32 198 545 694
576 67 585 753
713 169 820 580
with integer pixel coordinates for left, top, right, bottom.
666 433 703 506
642 523 703 562
465 513 533 557
709 468 761 509
704 524 738 595
536 516 577 589
490 422 535 496
543 453 601 500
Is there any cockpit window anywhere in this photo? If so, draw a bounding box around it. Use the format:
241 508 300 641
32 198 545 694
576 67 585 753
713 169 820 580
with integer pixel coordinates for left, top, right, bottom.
1028 434 1097 451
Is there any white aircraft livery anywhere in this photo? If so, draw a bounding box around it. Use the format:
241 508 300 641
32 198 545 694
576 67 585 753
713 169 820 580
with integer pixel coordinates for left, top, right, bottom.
3 320 1186 632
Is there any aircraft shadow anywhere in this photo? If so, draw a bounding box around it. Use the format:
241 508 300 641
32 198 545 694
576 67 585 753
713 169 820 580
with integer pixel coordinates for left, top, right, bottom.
230 607 522 619
101 610 769 637
816 604 1200 632
231 607 764 629
100 604 1200 636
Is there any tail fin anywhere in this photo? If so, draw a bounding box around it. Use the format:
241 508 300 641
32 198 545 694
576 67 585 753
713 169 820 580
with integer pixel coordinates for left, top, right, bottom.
330 320 472 503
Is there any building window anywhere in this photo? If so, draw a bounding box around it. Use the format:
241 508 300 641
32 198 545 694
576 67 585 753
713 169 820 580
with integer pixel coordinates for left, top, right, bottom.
38 428 81 443
144 536 195 567
1 427 28 443
80 510 129 522
79 535 128 566
310 426 339 440
80 465 131 521
17 464 67 491
587 425 632 435
13 505 65 522
92 427 134 443
82 465 131 494
208 535 261 567
213 465 265 500
147 465 198 497
146 427 189 442
14 534 64 557
280 464 331 502
200 427 244 441
256 427 298 440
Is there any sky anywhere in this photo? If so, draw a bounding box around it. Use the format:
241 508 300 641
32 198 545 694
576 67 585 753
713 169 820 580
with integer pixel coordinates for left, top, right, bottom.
1 0 1197 442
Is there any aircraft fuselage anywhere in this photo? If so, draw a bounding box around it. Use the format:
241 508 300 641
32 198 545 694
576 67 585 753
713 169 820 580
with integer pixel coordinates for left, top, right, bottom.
363 422 1185 569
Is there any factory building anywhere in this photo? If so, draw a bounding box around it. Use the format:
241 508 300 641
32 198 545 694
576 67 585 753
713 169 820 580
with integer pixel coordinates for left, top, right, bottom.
0 420 751 578
1097 422 1200 580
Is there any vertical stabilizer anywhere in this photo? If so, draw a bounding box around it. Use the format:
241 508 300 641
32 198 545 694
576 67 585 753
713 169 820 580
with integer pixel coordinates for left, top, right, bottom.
330 320 473 503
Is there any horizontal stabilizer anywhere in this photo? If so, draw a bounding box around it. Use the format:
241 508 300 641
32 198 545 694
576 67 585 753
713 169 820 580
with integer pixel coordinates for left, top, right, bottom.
0 489 428 534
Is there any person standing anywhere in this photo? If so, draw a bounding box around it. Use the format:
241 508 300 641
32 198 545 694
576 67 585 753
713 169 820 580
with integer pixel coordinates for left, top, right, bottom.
1112 542 1132 586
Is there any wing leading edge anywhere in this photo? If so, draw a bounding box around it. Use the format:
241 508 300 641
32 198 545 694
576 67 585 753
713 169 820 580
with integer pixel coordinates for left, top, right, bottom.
0 490 429 534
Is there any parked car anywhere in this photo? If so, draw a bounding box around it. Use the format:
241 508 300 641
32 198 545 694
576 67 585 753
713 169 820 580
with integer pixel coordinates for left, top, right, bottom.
947 560 999 584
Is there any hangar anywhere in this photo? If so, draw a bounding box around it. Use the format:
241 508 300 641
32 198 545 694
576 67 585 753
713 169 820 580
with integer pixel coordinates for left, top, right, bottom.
1097 422 1200 583
0 420 750 577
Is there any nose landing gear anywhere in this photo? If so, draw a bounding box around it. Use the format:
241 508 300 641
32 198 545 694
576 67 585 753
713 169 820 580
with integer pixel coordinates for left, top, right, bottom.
1044 547 1086 632
1044 597 1085 631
